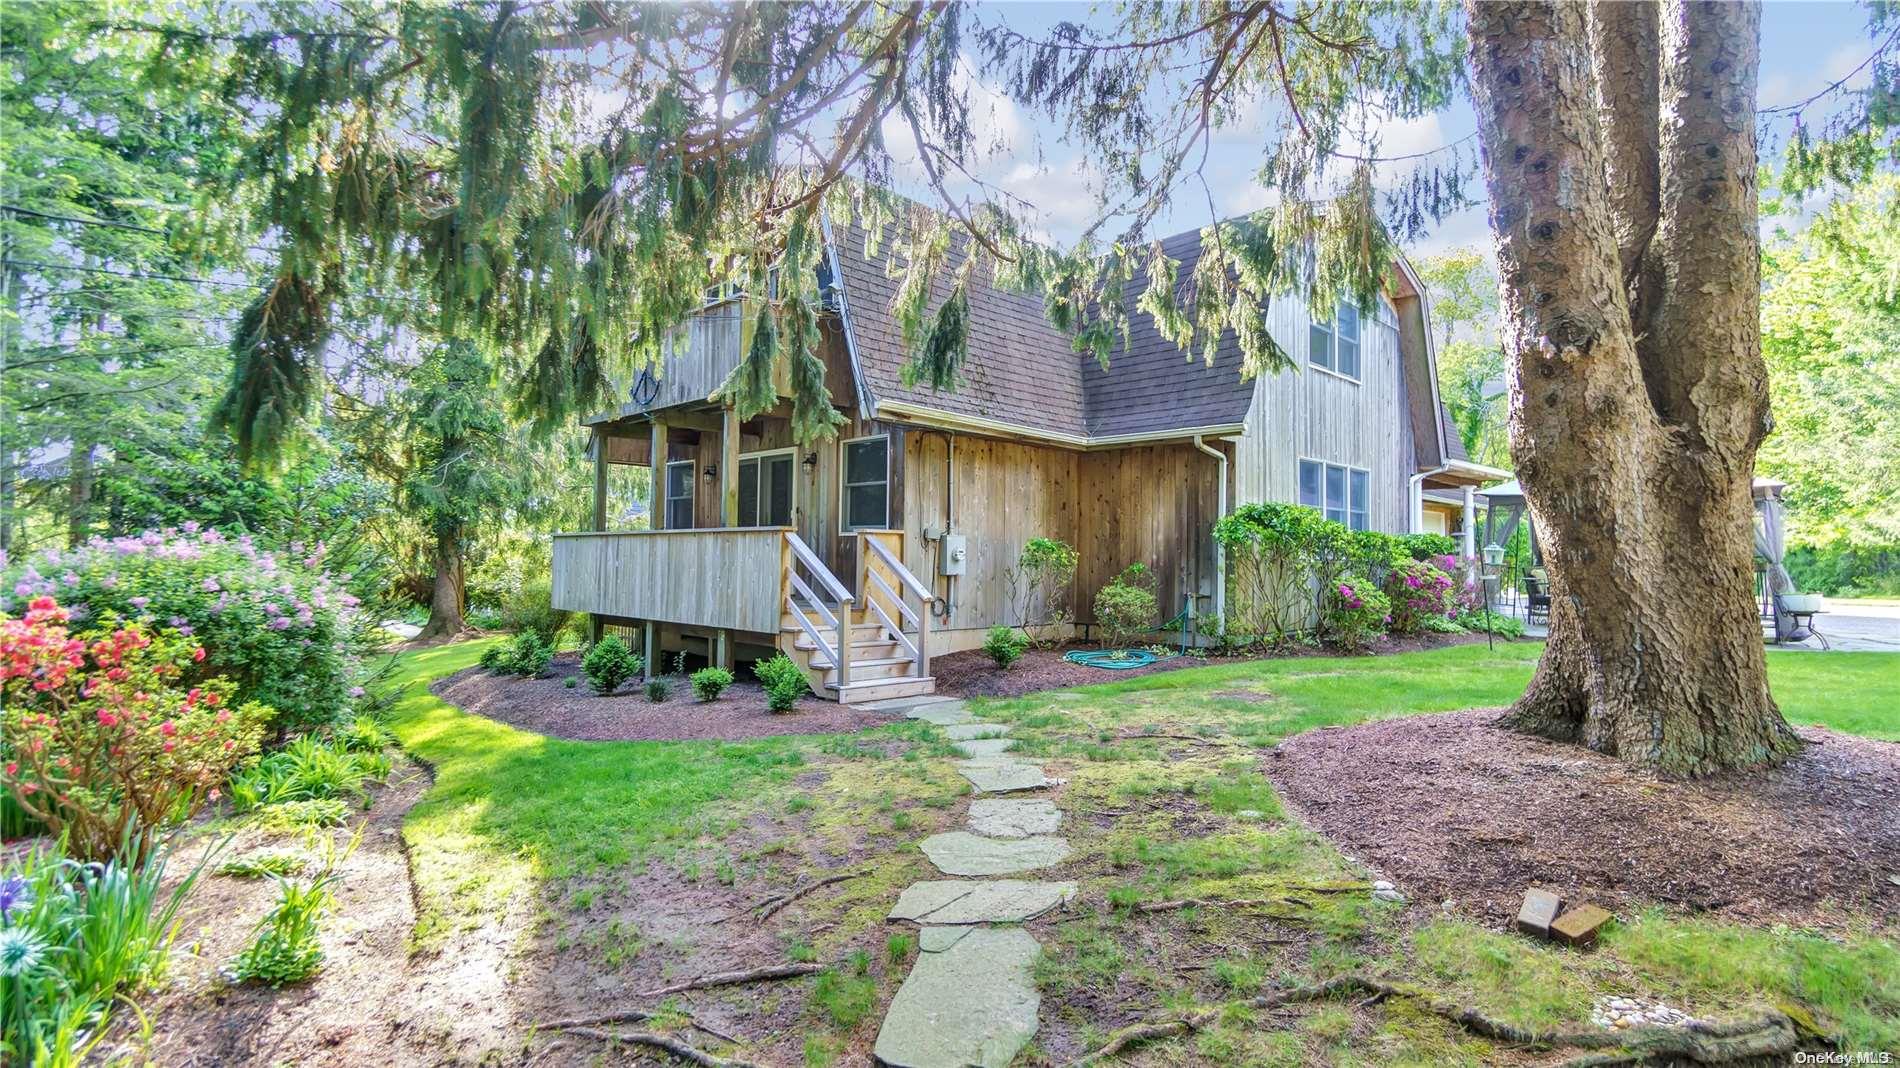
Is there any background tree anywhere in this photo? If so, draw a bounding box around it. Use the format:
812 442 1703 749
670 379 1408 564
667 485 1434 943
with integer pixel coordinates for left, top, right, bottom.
1416 249 1508 467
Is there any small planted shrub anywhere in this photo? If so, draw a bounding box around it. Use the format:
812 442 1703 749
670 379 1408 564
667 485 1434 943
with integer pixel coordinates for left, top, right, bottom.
488 632 553 678
1384 557 1458 634
1012 537 1079 642
1398 532 1460 561
1456 609 1526 638
690 666 735 702
1 598 267 861
754 653 809 713
335 715 392 752
229 736 391 812
581 636 641 696
1093 564 1159 653
228 868 342 985
564 676 578 689
983 625 1028 669
644 678 671 703
1324 576 1391 651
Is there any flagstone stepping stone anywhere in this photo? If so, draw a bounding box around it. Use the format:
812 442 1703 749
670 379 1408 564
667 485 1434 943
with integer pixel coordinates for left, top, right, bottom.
861 695 964 715
942 722 1009 741
873 926 1042 1068
967 798 1061 838
955 759 1049 793
952 737 1017 758
907 702 976 726
888 880 1077 924
920 831 1070 876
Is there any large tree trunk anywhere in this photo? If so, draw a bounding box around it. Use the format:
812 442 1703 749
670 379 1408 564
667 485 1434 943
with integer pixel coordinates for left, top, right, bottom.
66 440 96 549
419 525 467 640
1465 0 1798 776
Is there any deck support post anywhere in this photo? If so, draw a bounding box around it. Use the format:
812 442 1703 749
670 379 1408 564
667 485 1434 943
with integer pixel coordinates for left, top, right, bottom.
715 628 733 671
643 621 658 680
720 406 740 527
648 419 666 529
592 431 609 531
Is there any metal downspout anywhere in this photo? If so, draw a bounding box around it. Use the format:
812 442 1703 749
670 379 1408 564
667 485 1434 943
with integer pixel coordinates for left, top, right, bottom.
1191 435 1228 637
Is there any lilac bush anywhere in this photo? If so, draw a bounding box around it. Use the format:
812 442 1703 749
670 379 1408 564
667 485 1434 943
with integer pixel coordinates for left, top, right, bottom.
3 525 364 734
1384 556 1459 634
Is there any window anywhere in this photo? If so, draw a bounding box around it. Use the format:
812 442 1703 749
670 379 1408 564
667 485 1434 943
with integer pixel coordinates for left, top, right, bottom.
664 460 695 529
842 436 890 530
737 450 796 527
1309 300 1362 380
1298 459 1372 531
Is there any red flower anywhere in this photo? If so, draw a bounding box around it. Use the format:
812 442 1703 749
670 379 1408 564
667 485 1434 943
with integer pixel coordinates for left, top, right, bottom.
192 646 206 663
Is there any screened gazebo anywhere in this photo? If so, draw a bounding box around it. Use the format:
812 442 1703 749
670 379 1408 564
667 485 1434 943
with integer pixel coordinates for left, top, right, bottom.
1478 477 1805 640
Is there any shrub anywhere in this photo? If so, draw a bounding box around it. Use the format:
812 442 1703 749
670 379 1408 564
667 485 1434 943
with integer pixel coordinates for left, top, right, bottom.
335 716 393 753
754 654 809 713
228 843 347 986
228 737 390 812
1093 564 1158 652
690 666 735 702
0 839 213 1064
644 678 671 703
1384 557 1459 634
1324 576 1391 651
1 598 267 861
1397 532 1459 561
1215 502 1329 645
983 626 1028 669
498 577 571 644
2 526 365 734
1012 537 1079 642
581 636 641 696
487 632 552 678
1455 609 1526 638
251 798 351 832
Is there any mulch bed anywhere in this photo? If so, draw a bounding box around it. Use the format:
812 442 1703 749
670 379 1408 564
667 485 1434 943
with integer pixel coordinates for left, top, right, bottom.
931 632 1491 699
1266 709 1900 930
431 653 891 741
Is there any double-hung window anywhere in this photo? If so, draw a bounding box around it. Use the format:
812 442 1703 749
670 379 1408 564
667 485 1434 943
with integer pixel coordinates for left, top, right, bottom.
664 460 695 529
1297 459 1371 531
1308 300 1362 380
737 450 796 527
842 436 890 530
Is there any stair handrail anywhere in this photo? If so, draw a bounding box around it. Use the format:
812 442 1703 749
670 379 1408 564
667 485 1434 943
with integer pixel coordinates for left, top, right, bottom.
784 531 853 688
858 533 933 679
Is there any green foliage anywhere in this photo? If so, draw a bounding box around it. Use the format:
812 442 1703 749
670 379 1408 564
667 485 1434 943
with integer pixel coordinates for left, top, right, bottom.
335 716 394 753
983 625 1029 669
1214 503 1408 647
485 632 553 678
1786 544 1900 598
581 637 641 696
690 667 735 702
229 737 390 812
1013 536 1079 638
4 528 365 735
1397 533 1459 561
1092 564 1158 651
644 678 671 703
216 851 306 879
1454 609 1525 639
0 839 214 1066
809 964 877 1029
1384 558 1458 634
1324 576 1391 651
754 653 809 713
250 798 352 833
228 861 344 986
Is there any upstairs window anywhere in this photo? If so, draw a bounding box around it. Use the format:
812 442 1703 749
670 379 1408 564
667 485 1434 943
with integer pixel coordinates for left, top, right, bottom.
664 460 695 529
1298 459 1371 531
842 436 890 530
1309 300 1362 380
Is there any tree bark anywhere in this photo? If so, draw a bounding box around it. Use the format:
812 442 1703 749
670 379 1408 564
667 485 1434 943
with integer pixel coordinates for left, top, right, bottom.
66 439 96 549
419 524 467 639
1465 0 1798 776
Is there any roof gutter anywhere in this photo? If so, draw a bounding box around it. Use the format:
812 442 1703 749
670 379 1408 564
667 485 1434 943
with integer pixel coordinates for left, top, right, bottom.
1191 434 1228 637
873 400 1244 451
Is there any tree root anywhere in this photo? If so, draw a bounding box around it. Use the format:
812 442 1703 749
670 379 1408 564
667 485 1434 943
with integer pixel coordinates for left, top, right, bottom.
540 1009 738 1045
555 1026 765 1068
1066 975 1808 1067
1131 885 1367 914
638 962 824 998
712 870 863 924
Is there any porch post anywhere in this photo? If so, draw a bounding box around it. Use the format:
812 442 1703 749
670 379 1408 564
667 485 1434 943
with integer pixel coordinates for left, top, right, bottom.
1462 485 1477 560
592 431 609 531
720 405 740 526
648 418 666 529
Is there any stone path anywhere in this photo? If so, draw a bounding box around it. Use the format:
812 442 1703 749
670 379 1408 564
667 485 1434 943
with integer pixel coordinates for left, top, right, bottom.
870 696 1071 1068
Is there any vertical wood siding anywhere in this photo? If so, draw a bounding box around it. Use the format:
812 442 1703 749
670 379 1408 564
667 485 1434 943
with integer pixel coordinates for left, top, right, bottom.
551 529 785 633
1232 294 1413 532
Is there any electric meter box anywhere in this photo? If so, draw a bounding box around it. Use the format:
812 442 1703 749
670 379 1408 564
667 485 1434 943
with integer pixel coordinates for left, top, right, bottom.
941 534 968 576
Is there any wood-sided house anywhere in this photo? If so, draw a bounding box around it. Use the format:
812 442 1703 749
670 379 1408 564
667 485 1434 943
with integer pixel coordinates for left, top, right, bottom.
550 217 1505 702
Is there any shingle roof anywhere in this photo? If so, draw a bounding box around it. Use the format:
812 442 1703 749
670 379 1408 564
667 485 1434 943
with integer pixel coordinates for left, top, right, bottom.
829 216 1253 441
1439 403 1470 462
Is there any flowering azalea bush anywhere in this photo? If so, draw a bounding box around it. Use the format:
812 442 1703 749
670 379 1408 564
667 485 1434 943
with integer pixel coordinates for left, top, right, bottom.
1 597 266 861
2 525 364 733
1383 557 1459 634
1323 576 1392 651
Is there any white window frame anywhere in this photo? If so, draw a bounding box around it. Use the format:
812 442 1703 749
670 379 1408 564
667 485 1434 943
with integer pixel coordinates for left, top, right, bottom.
1308 300 1363 384
664 459 696 530
839 434 892 531
1297 458 1373 532
736 447 798 527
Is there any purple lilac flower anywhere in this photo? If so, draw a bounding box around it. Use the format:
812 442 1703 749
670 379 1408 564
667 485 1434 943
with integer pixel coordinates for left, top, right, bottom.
349 686 366 698
130 596 150 609
269 617 292 630
202 578 221 593
0 876 29 923
11 582 30 598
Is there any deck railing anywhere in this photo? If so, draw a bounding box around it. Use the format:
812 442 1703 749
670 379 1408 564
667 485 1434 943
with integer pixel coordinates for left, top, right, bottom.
783 530 855 686
855 531 935 678
550 528 789 634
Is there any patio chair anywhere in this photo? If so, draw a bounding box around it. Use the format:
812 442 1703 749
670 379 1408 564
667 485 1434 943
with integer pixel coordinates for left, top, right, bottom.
1523 573 1551 625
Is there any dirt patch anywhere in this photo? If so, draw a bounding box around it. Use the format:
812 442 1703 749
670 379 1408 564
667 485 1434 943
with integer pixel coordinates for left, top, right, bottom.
431 653 894 741
112 755 528 1065
933 633 1492 699
1267 709 1900 930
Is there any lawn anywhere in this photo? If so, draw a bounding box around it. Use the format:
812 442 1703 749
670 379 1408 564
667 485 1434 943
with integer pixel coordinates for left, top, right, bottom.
385 638 1898 1062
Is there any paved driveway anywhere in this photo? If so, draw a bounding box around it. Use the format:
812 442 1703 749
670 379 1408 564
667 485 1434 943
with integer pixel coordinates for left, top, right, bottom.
1502 599 1899 652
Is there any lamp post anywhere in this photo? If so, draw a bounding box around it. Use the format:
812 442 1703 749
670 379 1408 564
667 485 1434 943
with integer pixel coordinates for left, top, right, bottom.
1481 542 1505 652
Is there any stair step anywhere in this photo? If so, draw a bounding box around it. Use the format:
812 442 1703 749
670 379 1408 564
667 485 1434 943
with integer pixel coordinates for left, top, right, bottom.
831 676 937 704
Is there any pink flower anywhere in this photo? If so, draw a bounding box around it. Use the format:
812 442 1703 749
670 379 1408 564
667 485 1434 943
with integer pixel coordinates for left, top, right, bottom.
160 721 177 737
97 710 120 727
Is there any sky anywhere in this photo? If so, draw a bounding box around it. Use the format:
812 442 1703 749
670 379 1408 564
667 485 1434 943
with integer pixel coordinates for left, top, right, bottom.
875 1 1885 263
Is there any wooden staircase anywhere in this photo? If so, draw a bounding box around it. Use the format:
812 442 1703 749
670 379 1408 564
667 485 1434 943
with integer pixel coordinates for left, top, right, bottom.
779 531 936 703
